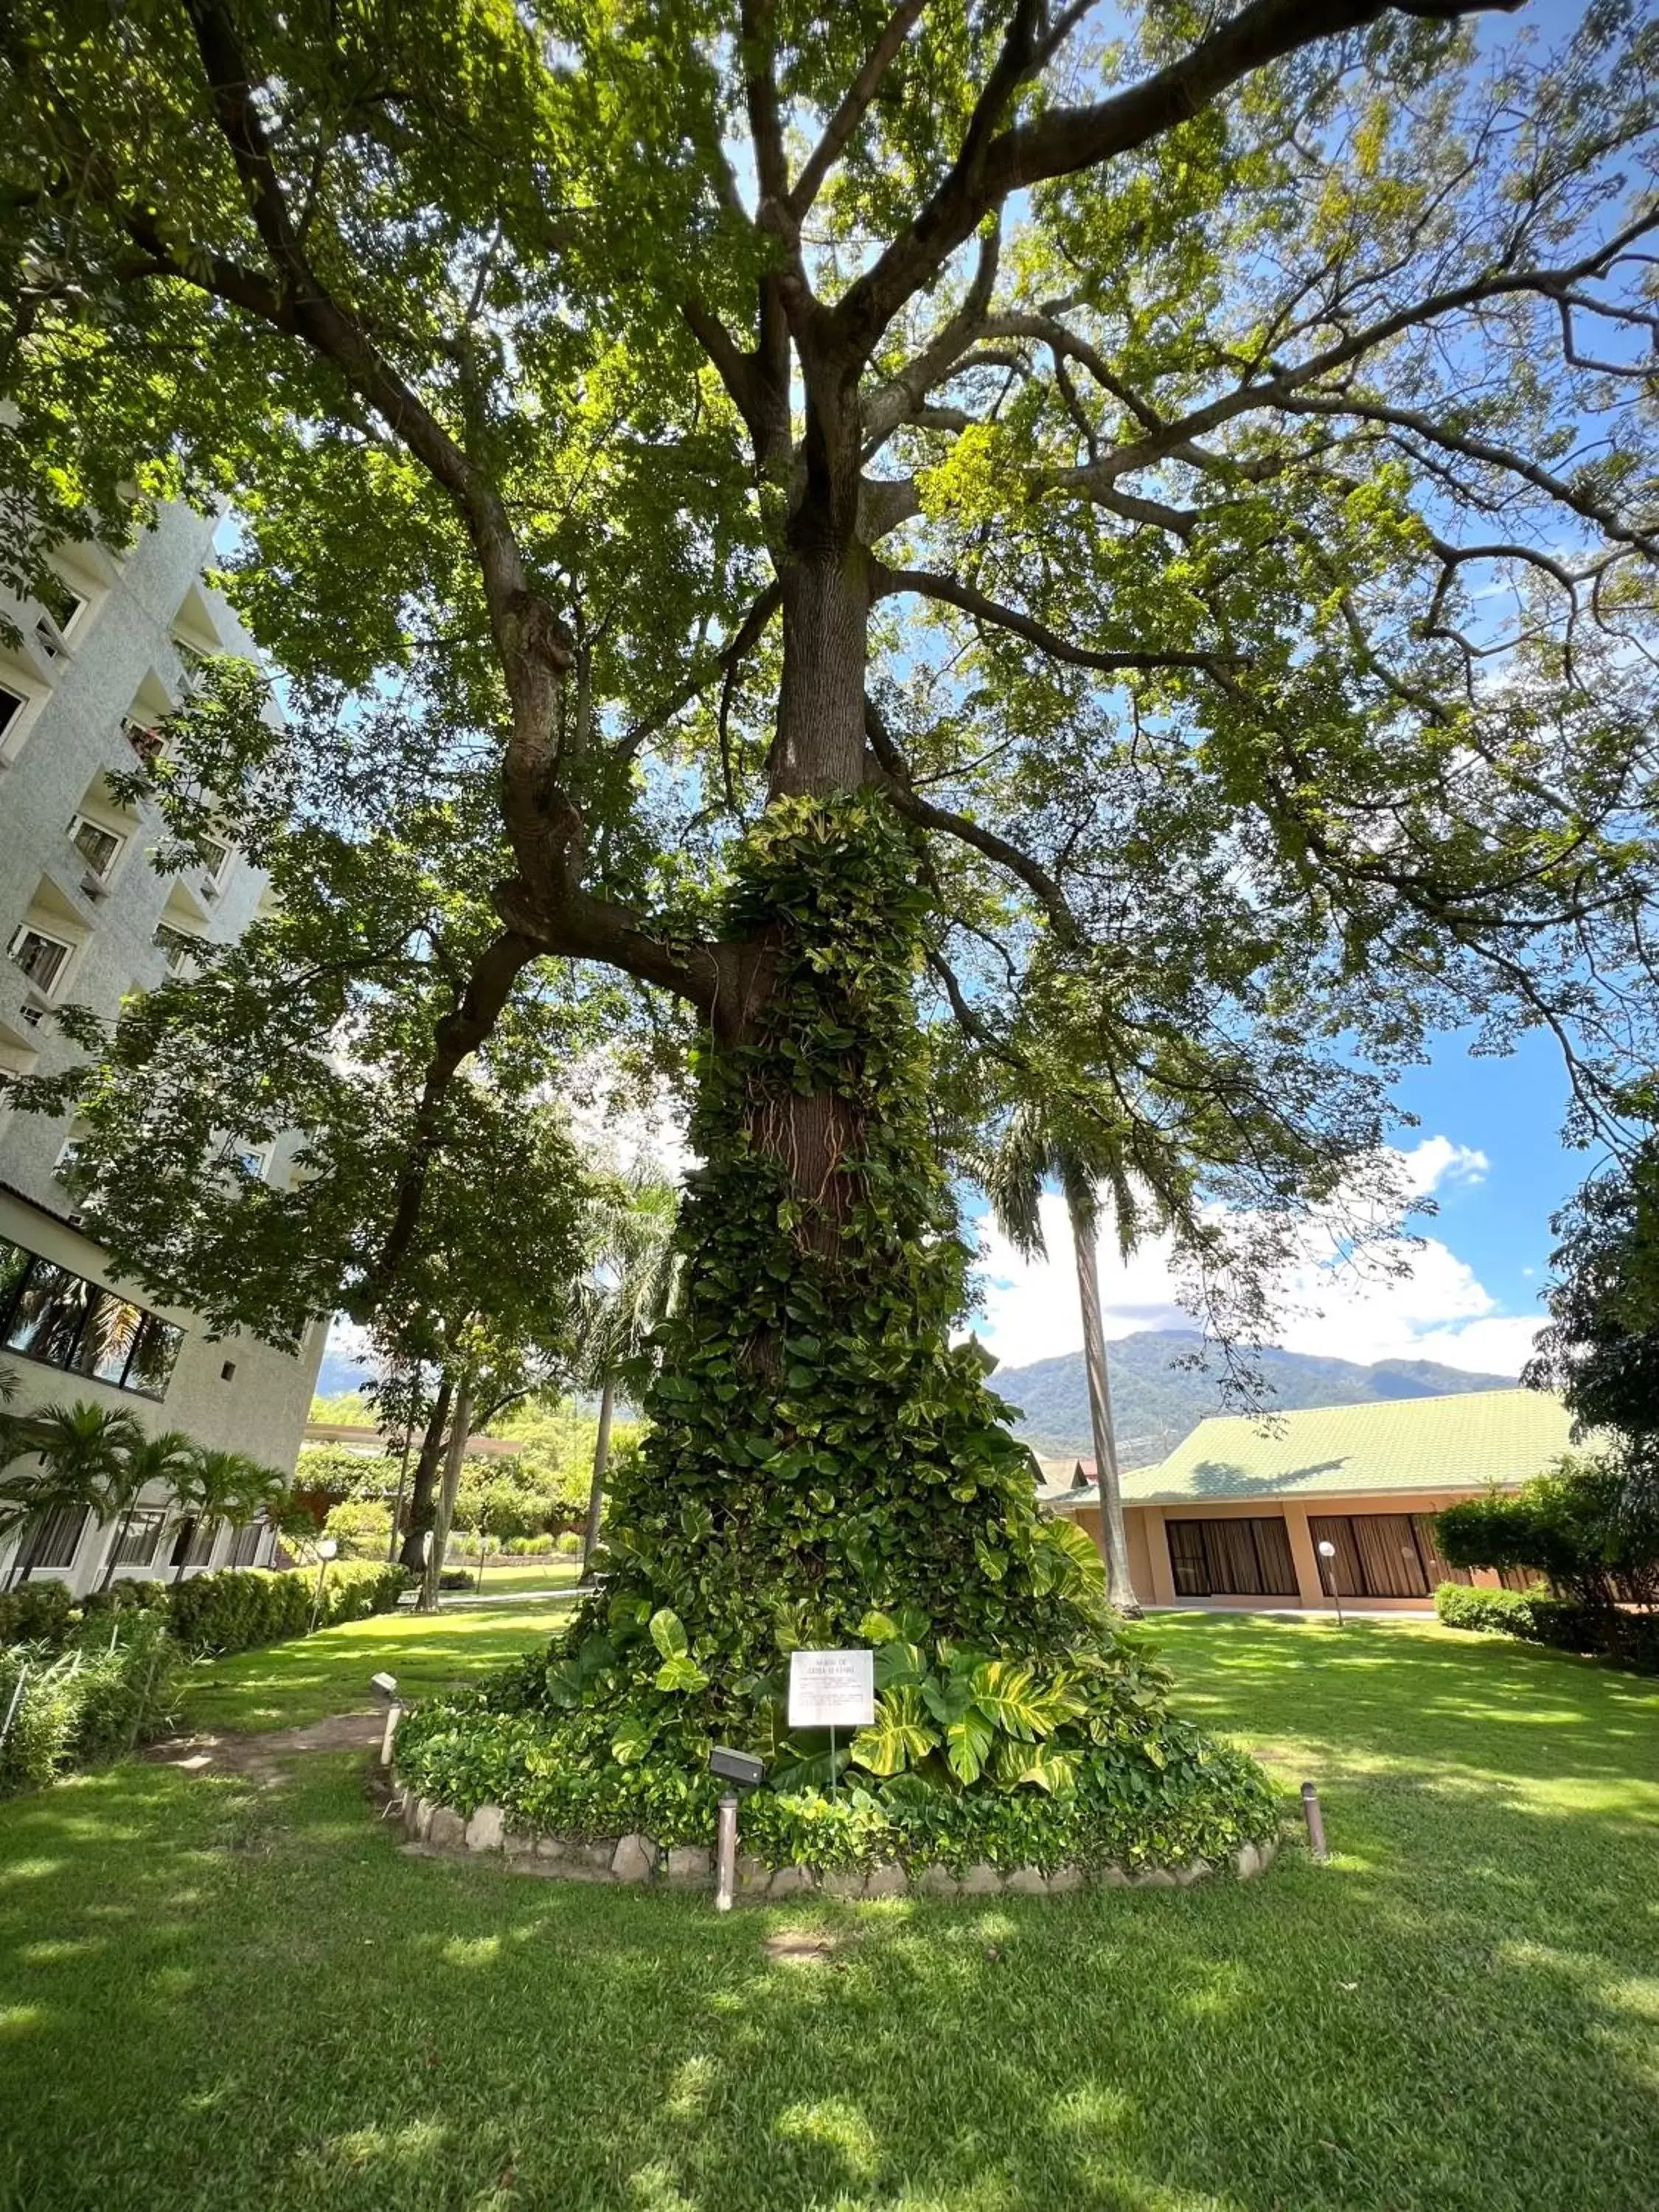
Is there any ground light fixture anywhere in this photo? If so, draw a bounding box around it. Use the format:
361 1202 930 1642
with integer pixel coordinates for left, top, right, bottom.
371 1671 403 1765
1315 1537 1344 1628
308 1535 339 1634
707 1746 765 1911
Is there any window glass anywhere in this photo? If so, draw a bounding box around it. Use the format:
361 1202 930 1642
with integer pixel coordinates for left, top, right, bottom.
0 1240 31 1326
123 1312 182 1399
24 1505 88 1573
199 837 232 882
9 928 72 994
41 580 85 635
3 1259 94 1368
71 818 122 877
153 922 197 973
229 1519 265 1567
0 684 24 739
112 1507 168 1567
69 1289 145 1385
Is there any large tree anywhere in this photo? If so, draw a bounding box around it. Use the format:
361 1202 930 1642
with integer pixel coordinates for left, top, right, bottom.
6 2 1659 1737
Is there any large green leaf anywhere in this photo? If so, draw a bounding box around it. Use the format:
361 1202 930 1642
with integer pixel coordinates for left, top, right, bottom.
873 1639 928 1691
653 1654 710 1694
848 1686 939 1777
945 1706 995 1784
648 1607 689 1660
969 1660 1054 1742
610 1713 655 1766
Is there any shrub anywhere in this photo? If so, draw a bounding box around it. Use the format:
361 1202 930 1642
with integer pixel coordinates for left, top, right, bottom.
395 1608 1281 1875
167 1560 407 1655
1433 1453 1659 1607
555 1532 581 1557
439 1567 476 1591
0 1613 181 1793
323 1499 394 1558
80 1579 172 1623
0 1580 77 1651
1435 1582 1658 1674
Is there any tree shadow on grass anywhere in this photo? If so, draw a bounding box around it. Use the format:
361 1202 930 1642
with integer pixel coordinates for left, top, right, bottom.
1 1622 1656 2212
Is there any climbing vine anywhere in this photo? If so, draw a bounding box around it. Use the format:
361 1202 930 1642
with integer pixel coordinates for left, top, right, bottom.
400 797 1274 1860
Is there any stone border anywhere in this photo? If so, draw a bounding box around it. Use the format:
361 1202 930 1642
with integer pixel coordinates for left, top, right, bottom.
394 1790 1278 1896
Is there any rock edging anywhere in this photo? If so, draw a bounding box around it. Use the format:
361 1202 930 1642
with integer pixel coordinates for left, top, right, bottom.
394 1790 1278 1895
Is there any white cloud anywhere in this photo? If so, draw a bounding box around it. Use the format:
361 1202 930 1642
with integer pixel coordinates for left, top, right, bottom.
969 1134 1540 1380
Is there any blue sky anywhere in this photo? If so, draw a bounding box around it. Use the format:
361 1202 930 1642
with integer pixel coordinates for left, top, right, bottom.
969 1023 1586 1377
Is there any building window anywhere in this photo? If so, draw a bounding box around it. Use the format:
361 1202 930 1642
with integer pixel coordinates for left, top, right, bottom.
227 1520 265 1568
198 836 232 888
69 815 124 880
0 1239 182 1400
1166 1516 1301 1599
38 580 86 649
111 1507 169 1568
19 1505 89 1575
8 925 75 996
123 718 164 766
3 1257 97 1368
0 682 26 741
153 922 198 973
1310 1514 1441 1601
231 1147 267 1181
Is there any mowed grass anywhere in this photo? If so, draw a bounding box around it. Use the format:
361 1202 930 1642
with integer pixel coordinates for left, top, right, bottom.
173 1598 578 1734
1 1615 1656 2212
445 1559 585 1595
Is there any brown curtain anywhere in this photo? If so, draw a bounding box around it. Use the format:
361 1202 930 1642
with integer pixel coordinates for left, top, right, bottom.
1312 1514 1431 1599
1411 1515 1469 1587
1165 1517 1299 1599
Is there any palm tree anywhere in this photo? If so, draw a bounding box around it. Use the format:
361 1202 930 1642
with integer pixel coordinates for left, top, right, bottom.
170 1447 285 1578
0 1400 146 1591
981 1102 1141 1617
571 1173 679 1578
92 1429 197 1589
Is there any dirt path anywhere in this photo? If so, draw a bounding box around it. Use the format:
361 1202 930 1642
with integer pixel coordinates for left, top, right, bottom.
143 1710 383 1786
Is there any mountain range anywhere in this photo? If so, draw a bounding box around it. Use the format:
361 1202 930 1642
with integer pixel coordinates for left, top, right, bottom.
991 1330 1517 1467
314 1327 1517 1467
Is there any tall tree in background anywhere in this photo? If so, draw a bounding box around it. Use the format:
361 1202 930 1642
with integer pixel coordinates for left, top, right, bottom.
570 1172 681 1576
982 1100 1140 1614
4 4 1659 1719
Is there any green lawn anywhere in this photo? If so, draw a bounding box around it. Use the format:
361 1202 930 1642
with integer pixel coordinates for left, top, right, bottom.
444 1559 584 1595
173 1598 578 1733
2 1614 1656 2212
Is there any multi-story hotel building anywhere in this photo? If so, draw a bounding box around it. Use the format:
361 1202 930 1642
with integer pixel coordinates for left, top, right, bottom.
0 505 324 1593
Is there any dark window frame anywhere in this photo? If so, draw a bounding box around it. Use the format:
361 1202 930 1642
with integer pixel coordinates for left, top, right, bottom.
1166 1514 1301 1599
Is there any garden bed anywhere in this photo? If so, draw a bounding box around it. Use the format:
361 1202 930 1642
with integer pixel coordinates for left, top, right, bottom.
393 1787 1279 1896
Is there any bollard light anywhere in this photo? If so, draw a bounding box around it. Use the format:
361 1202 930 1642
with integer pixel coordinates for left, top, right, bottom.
1315 1537 1343 1628
1301 1779 1330 1861
309 1536 340 1633
707 1745 765 1910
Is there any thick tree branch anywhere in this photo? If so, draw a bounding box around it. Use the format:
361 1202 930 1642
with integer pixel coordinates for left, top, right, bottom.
835 0 1522 363
863 696 1077 942
788 0 929 223
874 565 1232 676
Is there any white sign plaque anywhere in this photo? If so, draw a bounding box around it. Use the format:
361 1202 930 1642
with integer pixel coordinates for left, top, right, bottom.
787 1648 875 1730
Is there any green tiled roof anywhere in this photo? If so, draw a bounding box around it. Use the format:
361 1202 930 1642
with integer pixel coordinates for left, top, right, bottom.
1110 1389 1578 1506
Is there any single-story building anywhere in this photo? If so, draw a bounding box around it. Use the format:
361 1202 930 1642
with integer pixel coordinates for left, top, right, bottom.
1038 1388 1576 1611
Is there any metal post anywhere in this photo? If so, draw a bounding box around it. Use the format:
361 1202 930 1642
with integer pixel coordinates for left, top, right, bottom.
0 1664 28 1753
379 1701 403 1767
309 1552 331 1635
1301 1780 1329 1861
714 1790 739 1913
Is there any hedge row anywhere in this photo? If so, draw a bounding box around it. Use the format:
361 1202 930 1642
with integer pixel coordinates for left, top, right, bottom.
1435 1583 1659 1674
0 1614 181 1793
1 1560 409 1659
167 1560 410 1655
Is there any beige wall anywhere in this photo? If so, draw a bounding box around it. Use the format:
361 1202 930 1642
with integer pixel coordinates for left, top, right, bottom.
1064 1489 1507 1610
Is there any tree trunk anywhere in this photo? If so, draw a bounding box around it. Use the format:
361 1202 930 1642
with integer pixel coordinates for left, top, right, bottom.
99 1510 131 1593
769 549 869 799
398 1375 453 1574
1068 1192 1141 1617
420 1376 472 1613
581 1374 614 1579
